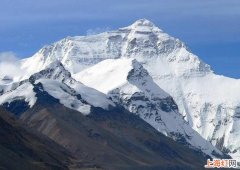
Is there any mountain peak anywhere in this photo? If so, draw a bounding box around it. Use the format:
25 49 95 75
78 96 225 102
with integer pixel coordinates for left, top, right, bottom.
131 19 155 27
29 60 72 83
126 19 163 32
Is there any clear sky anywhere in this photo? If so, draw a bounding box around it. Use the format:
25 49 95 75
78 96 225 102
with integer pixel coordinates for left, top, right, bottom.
0 0 239 78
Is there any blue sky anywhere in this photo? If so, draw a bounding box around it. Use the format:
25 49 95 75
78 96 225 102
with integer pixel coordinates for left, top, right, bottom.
0 0 239 78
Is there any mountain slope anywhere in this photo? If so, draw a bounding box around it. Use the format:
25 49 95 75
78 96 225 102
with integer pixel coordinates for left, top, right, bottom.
75 58 222 158
20 94 209 170
0 60 219 169
0 107 72 170
14 19 240 159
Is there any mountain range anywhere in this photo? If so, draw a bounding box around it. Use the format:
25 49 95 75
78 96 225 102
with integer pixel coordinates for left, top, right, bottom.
0 19 238 169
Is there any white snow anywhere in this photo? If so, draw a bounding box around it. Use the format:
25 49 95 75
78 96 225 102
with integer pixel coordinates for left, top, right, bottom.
0 82 36 107
37 79 91 115
31 61 115 110
73 58 133 94
70 82 115 110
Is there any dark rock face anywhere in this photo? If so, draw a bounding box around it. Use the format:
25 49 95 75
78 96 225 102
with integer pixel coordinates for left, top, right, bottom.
2 99 30 117
0 107 72 170
19 100 208 170
33 82 60 105
1 82 60 117
159 96 178 112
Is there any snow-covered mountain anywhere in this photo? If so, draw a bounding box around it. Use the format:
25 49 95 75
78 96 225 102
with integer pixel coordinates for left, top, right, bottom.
0 58 222 158
75 57 222 157
0 61 115 115
18 19 210 78
1 19 240 159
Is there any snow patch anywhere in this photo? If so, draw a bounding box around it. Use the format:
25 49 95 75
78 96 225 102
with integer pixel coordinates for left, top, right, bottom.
0 82 36 107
